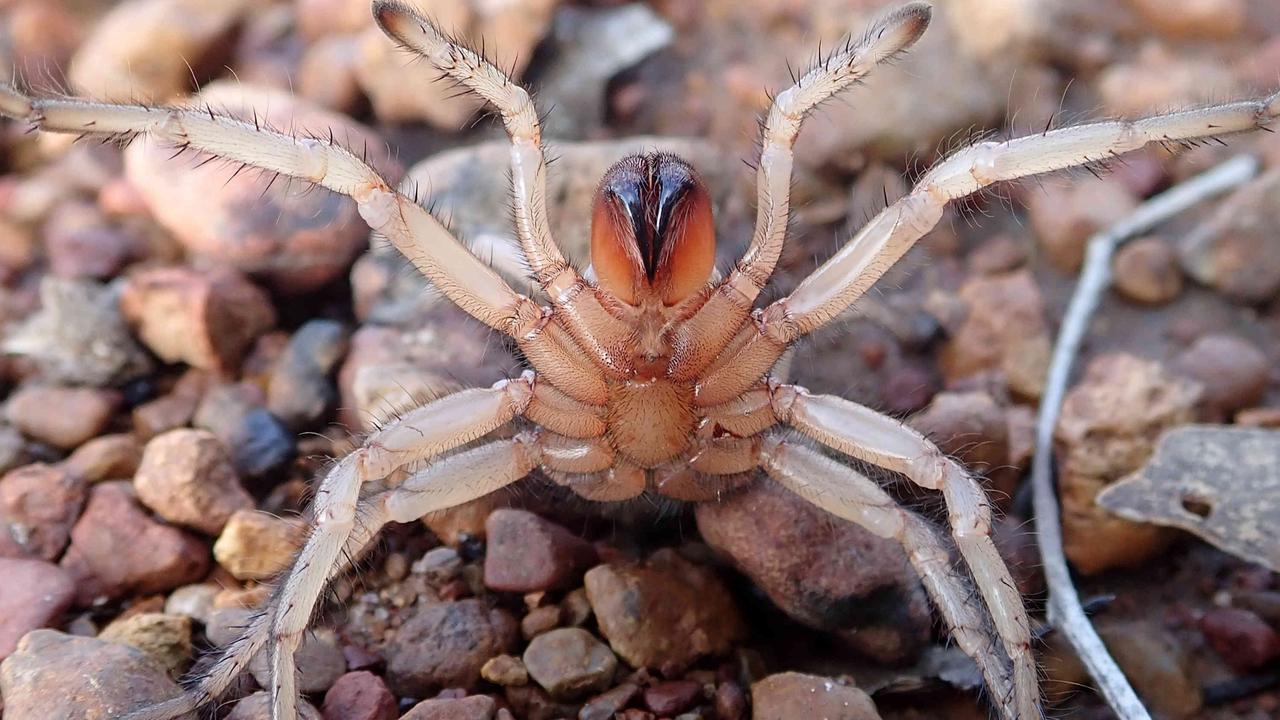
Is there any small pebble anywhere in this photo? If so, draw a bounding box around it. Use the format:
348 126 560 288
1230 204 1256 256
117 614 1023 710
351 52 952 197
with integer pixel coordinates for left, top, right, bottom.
164 583 220 625
7 385 117 449
644 679 702 715
750 672 879 720
62 433 141 482
384 599 518 696
480 654 529 686
0 558 75 660
484 509 599 593
60 482 209 606
120 266 277 373
1200 607 1280 672
399 695 497 720
1175 334 1269 419
194 385 295 479
322 671 399 720
267 319 349 430
213 509 307 581
133 429 254 535
580 682 639 720
99 612 193 676
521 604 562 640
0 462 85 561
715 681 747 720
1113 236 1183 305
523 627 618 700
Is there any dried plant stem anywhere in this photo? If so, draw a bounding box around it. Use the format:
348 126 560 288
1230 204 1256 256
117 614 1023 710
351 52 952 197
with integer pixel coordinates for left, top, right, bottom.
1031 153 1261 720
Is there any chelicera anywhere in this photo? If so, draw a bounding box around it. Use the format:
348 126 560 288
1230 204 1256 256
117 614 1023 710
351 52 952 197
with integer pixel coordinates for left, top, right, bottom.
2 1 1276 718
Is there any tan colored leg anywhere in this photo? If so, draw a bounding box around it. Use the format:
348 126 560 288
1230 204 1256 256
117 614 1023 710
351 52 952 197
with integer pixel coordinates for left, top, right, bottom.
119 378 534 720
0 84 540 335
772 385 1037 719
771 93 1280 337
759 437 1038 720
670 3 930 378
372 1 574 296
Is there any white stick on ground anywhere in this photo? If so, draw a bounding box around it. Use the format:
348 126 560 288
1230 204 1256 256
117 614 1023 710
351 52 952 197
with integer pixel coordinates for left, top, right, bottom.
1031 153 1261 719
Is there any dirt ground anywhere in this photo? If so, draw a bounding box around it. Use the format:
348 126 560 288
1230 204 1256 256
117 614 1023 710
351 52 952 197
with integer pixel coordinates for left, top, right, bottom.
0 0 1278 719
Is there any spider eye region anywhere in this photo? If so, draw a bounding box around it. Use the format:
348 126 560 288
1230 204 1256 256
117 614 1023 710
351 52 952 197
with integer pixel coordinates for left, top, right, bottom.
591 153 715 306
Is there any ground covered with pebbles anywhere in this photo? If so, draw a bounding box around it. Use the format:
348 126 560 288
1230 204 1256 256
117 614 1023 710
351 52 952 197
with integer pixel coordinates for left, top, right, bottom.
1 0 1279 719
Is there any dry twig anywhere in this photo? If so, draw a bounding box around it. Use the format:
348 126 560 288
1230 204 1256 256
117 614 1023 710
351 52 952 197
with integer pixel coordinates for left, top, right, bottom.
1031 153 1261 719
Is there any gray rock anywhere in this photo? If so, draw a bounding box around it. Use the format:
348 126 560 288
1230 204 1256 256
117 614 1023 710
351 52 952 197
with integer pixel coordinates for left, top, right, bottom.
522 627 617 700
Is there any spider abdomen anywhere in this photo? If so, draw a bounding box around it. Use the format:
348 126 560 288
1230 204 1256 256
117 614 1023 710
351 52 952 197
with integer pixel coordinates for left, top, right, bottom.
604 378 697 468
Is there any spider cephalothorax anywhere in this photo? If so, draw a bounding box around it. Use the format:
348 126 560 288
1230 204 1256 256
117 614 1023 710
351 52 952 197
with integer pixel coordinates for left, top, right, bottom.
2 1 1276 719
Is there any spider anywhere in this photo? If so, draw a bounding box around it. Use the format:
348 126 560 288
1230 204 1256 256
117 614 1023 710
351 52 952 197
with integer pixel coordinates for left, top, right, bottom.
1 1 1276 718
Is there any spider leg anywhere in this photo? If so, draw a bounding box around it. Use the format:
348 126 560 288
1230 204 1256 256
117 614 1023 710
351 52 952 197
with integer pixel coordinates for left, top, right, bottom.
671 3 930 378
692 91 1280 403
0 84 543 335
758 436 1035 720
770 384 1038 719
771 92 1280 337
119 377 535 720
372 1 574 296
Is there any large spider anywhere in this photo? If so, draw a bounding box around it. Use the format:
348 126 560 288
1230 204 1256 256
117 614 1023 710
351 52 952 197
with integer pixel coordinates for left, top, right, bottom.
2 1 1276 718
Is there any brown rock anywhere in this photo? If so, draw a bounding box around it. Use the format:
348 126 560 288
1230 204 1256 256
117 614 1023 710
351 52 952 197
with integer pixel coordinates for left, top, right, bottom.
750 672 880 720
63 433 142 482
584 549 745 673
1055 354 1200 574
384 599 518 696
400 695 497 720
910 391 1018 505
120 266 277 373
580 682 639 720
1098 44 1240 118
1174 334 1269 419
0 630 194 720
7 385 117 449
124 82 399 294
322 670 397 720
520 604 562 640
1172 158 1280 299
0 558 74 660
696 482 928 664
1113 236 1183 305
936 270 1052 399
0 463 85 561
1126 0 1245 40
99 612 193 677
59 482 210 605
296 0 371 39
298 35 364 115
43 200 142 280
68 0 247 103
522 627 617 700
1027 175 1140 273
213 509 306 581
1099 620 1202 718
134 429 253 535
354 0 556 127
1200 607 1280 672
484 509 599 593
226 691 322 720
644 679 702 715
